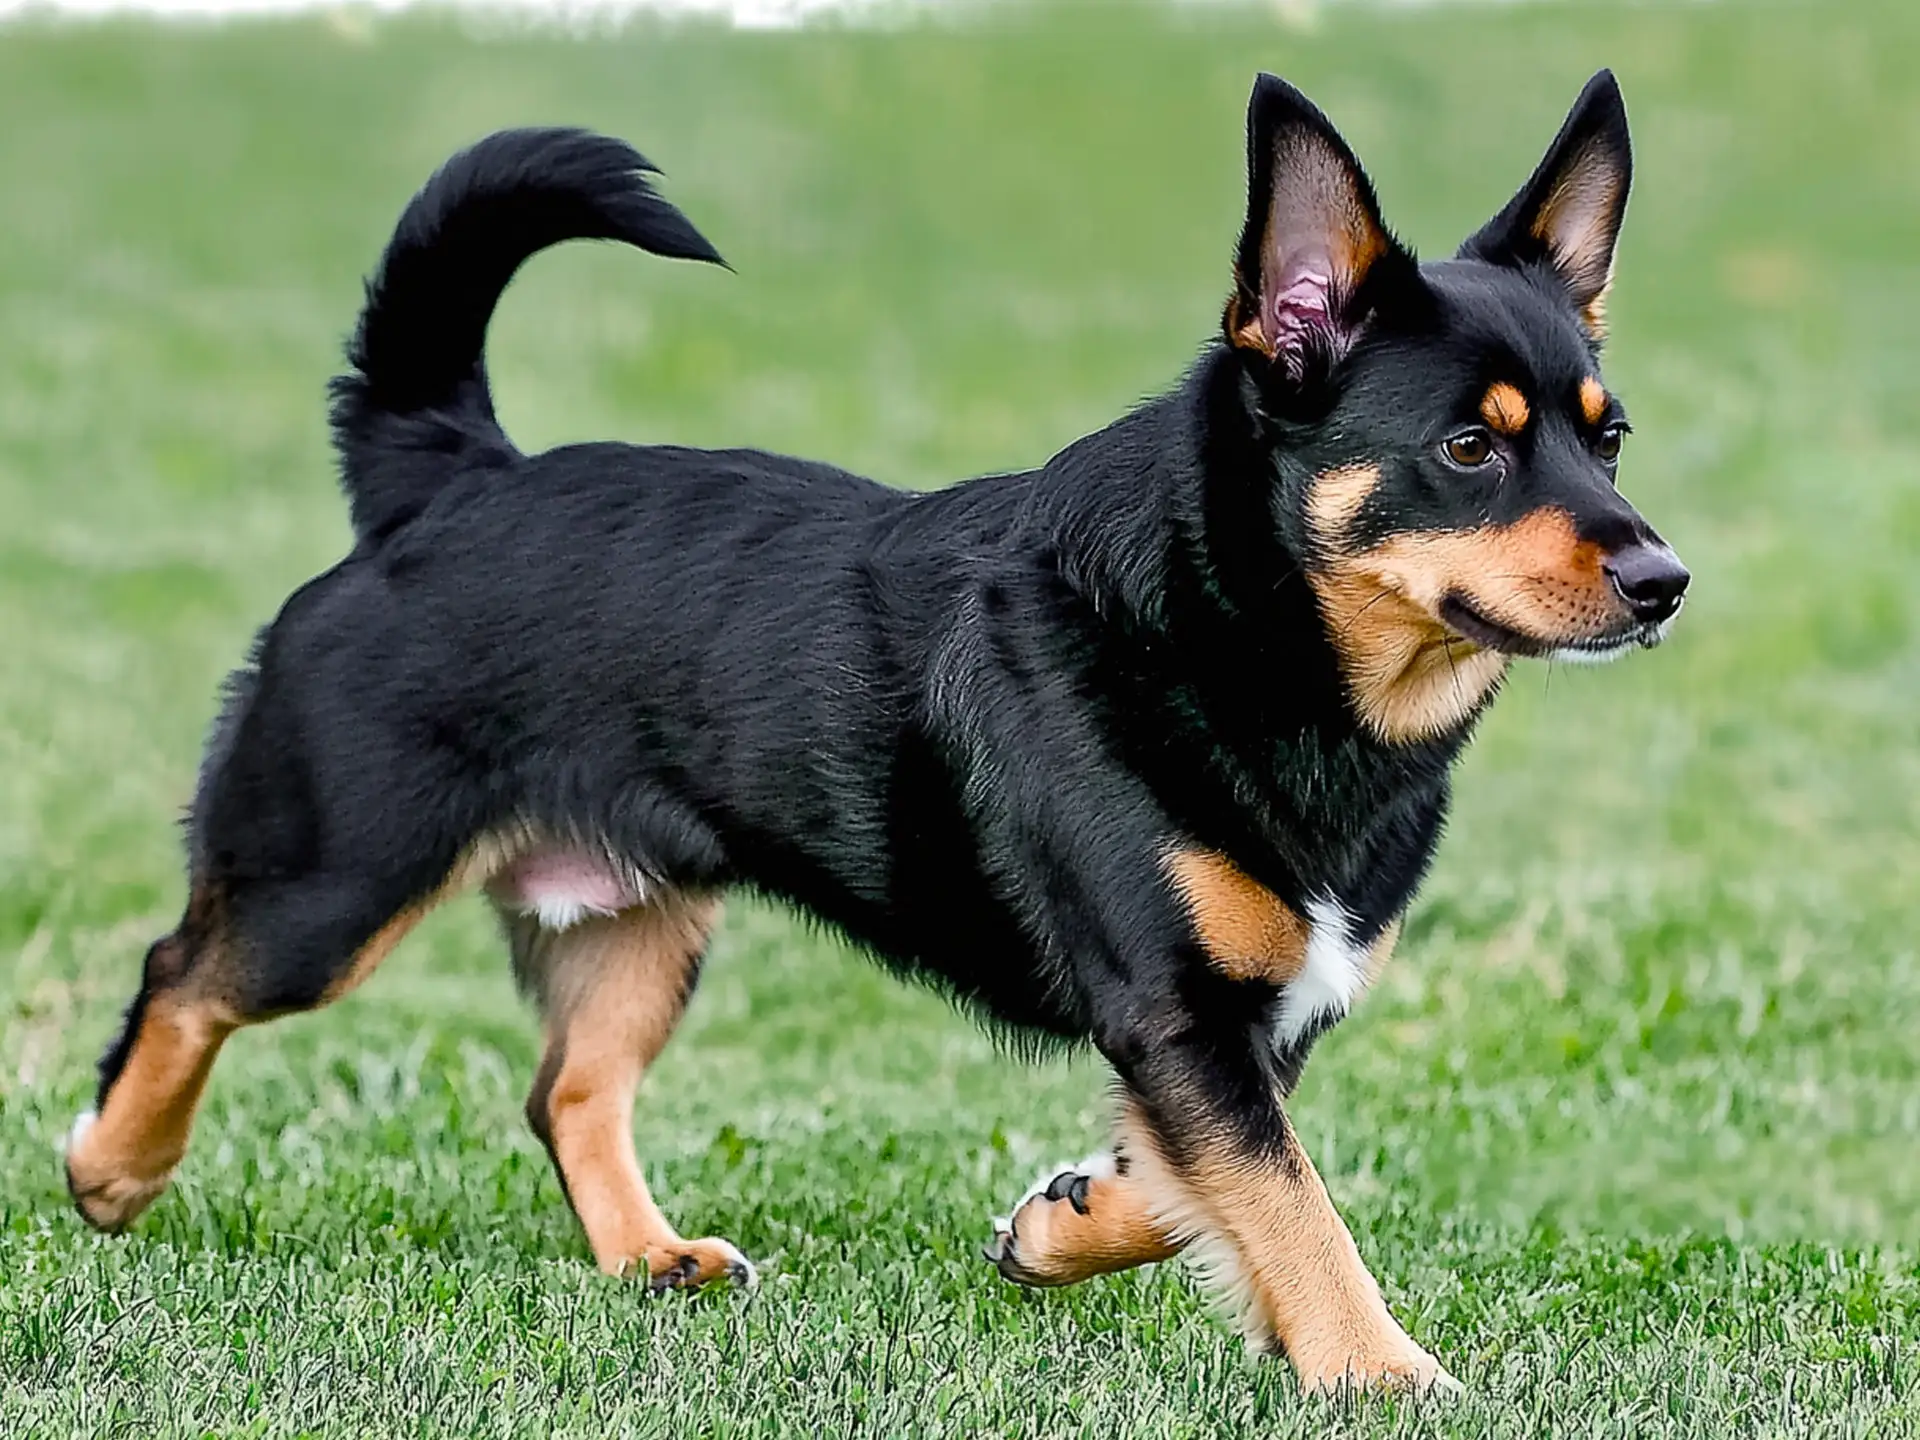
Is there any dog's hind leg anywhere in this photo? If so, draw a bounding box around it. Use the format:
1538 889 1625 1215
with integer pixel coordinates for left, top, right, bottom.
63 904 239 1233
508 896 753 1289
985 1113 1186 1286
66 865 443 1232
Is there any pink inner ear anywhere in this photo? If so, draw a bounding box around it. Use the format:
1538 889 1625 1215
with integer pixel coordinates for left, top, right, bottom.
1261 254 1335 373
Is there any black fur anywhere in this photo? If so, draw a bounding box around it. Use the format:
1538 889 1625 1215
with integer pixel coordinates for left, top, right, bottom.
103 79 1683 1224
329 128 724 543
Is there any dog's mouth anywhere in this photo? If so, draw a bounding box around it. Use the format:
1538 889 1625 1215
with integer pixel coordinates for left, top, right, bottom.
1438 594 1674 665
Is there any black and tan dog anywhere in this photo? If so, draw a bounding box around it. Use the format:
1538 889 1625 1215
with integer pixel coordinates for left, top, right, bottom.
67 72 1685 1392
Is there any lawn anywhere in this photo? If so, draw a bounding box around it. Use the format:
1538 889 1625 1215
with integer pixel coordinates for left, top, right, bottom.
2 1 1918 1434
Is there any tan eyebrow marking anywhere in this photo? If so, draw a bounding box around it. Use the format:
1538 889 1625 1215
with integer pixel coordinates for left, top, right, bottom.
1479 382 1530 435
1579 376 1609 425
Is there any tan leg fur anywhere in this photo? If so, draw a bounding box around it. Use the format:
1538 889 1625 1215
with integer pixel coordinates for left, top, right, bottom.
1119 1100 1455 1395
987 1150 1184 1286
65 989 235 1232
521 897 753 1289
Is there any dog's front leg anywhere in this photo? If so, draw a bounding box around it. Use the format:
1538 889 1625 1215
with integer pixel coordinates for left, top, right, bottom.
1100 1008 1456 1396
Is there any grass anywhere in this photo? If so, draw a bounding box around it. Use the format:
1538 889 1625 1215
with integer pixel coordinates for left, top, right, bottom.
2 1 1918 1433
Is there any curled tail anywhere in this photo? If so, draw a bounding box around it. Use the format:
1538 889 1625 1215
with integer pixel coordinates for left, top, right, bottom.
329 127 725 542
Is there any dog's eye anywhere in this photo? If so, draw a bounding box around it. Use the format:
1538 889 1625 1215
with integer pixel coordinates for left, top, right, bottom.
1442 430 1494 469
1595 422 1629 464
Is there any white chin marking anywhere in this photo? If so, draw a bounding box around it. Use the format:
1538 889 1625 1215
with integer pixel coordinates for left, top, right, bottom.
66 1109 98 1157
1549 615 1676 667
1548 641 1633 666
1271 900 1369 1049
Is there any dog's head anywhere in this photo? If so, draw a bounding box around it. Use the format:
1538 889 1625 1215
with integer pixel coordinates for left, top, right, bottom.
1221 71 1687 744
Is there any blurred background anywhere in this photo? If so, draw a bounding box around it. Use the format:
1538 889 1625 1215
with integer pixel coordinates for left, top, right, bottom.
1 1 1916 1433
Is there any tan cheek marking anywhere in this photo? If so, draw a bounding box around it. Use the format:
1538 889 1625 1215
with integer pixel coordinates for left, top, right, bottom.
1305 464 1381 552
1164 848 1309 984
1379 509 1615 643
1480 382 1530 435
1469 506 1609 593
1308 504 1644 745
1306 506 1613 745
1579 376 1609 425
1307 553 1508 744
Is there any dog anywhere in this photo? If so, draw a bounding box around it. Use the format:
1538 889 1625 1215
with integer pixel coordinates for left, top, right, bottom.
66 70 1685 1394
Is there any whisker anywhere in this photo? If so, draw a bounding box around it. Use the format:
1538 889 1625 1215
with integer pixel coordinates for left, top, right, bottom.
1337 588 1395 641
1442 625 1467 716
1474 572 1573 586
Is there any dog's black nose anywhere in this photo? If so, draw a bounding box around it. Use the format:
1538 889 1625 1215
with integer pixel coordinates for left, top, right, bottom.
1605 543 1690 623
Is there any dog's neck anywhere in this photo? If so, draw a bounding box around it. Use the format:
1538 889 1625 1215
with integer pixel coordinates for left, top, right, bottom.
1029 362 1482 910
1047 350 1493 765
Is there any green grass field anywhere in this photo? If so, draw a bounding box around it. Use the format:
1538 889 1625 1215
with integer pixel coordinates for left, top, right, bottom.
3 2 1918 1433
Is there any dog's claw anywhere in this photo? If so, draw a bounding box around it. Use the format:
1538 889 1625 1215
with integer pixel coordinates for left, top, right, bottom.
1043 1170 1092 1214
646 1254 701 1293
986 1161 1108 1285
983 1227 1012 1266
637 1239 756 1294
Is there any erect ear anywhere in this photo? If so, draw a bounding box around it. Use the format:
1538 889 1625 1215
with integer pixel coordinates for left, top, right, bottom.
1460 70 1632 342
1225 75 1410 379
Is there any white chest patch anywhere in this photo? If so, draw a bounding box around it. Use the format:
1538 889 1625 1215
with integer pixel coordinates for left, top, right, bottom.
1271 898 1371 1050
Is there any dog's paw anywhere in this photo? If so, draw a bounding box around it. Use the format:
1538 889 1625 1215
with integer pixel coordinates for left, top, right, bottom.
982 1218 1038 1284
1296 1344 1462 1399
624 1237 757 1293
64 1109 175 1234
984 1157 1108 1287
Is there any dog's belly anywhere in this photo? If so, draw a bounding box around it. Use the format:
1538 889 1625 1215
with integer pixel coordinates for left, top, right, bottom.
486 847 651 930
